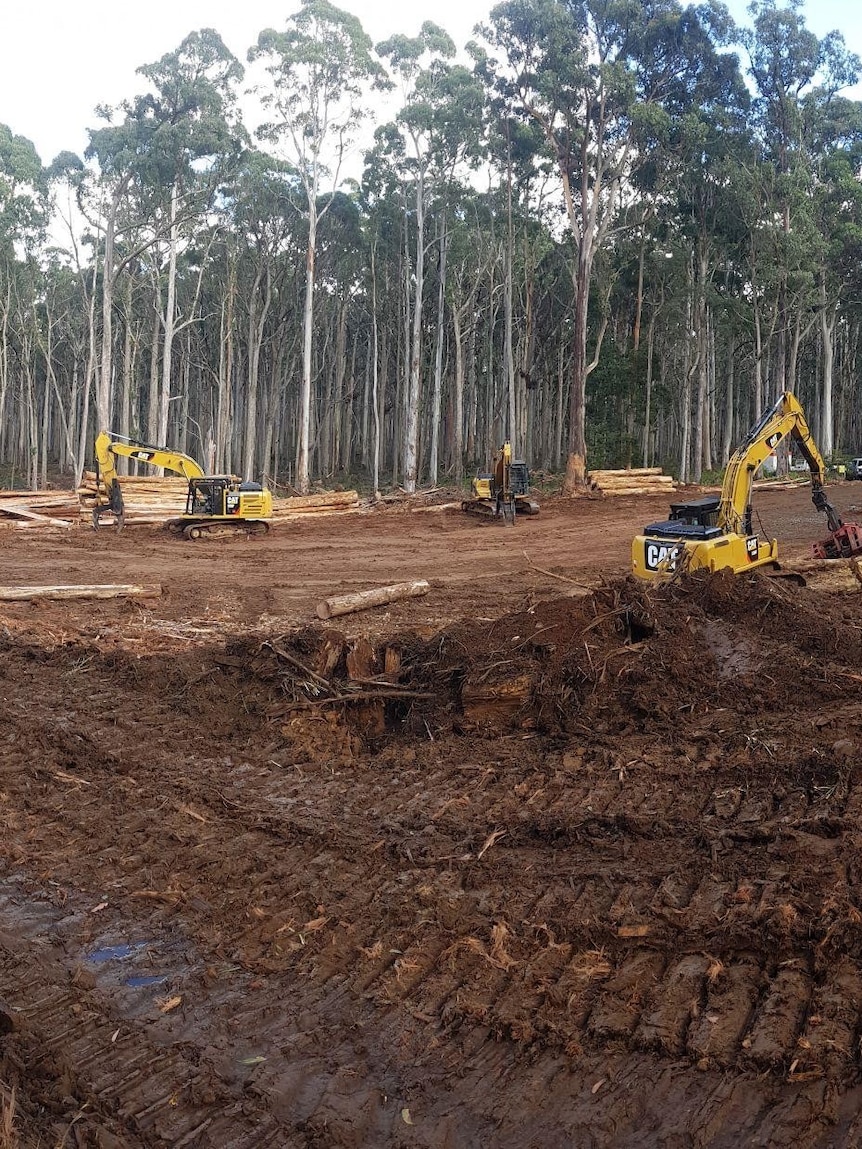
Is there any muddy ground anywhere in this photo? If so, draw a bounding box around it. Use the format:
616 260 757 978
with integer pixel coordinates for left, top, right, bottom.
3 484 862 1147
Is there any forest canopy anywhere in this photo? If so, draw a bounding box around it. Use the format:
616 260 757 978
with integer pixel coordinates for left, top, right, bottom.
1 0 861 494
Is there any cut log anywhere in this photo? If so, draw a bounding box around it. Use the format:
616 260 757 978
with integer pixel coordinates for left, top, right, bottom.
0 505 74 528
588 467 664 479
346 637 378 680
316 579 430 620
590 474 674 487
462 673 533 723
276 490 358 510
778 558 862 593
0 583 162 602
409 501 462 513
600 486 677 497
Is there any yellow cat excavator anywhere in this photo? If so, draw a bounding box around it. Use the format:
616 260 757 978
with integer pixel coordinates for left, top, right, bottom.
632 391 862 579
462 442 540 523
92 431 272 539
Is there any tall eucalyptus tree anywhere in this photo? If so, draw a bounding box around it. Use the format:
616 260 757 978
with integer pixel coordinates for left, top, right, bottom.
251 0 385 491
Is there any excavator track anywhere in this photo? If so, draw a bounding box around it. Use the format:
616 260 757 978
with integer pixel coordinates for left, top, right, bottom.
461 498 539 522
164 518 271 541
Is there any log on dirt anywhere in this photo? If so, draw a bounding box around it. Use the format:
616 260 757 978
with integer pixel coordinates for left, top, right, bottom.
316 580 430 620
409 501 462 514
273 490 359 512
600 485 678 498
0 583 162 602
0 505 74 528
778 558 862 593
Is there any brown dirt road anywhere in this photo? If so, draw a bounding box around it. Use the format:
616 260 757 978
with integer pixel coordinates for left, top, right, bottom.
0 483 843 638
3 483 862 1147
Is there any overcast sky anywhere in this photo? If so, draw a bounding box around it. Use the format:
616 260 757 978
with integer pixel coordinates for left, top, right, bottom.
1 0 860 166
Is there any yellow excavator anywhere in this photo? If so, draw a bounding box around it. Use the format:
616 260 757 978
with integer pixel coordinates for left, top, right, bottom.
462 442 540 523
632 391 862 579
92 431 272 539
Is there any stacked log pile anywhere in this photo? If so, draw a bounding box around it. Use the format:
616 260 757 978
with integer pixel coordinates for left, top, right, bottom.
77 473 363 525
588 467 676 497
77 473 188 524
0 489 80 529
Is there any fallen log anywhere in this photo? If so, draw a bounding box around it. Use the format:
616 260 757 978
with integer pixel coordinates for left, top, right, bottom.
409 501 462 513
316 579 430 620
270 505 363 521
277 490 359 510
599 485 676 497
778 558 862 592
0 505 74 528
588 467 665 479
590 474 674 487
0 583 163 602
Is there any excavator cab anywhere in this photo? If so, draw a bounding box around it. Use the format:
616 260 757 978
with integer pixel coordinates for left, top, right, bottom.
645 495 723 537
186 477 268 519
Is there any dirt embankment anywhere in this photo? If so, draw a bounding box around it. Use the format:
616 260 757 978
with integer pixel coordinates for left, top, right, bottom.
3 563 862 1146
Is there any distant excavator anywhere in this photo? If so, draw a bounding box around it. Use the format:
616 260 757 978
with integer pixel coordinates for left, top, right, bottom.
462 442 540 524
92 431 272 539
632 391 862 579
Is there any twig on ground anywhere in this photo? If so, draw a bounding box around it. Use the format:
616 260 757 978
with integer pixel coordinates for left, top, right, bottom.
522 551 594 589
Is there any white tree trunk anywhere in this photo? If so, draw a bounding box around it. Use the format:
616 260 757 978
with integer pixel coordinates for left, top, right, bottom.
429 216 447 483
157 180 180 447
297 207 318 493
404 172 425 494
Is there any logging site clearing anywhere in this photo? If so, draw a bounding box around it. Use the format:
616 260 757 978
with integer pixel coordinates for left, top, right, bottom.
5 482 862 1147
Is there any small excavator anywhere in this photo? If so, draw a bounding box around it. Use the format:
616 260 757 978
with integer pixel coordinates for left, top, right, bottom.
92 431 273 539
462 442 540 523
632 391 862 579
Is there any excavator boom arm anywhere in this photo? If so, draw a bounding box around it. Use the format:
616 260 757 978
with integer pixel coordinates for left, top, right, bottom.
93 431 206 529
94 431 205 482
718 392 837 536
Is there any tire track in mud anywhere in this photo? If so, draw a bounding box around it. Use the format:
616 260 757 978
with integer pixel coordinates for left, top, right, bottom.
5 579 862 1146
2 683 860 1088
0 924 290 1147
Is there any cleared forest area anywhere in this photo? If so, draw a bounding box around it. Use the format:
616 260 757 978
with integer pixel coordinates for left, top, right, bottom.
5 0 862 1143
2 486 862 1147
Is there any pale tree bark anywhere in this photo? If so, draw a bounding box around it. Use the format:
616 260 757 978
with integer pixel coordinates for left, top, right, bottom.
75 260 99 487
722 334 735 463
97 177 131 434
642 311 656 468
820 284 837 458
157 179 180 448
504 156 516 449
429 216 447 483
403 167 425 494
216 255 236 474
297 199 318 492
146 309 160 446
692 248 709 482
243 264 273 480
